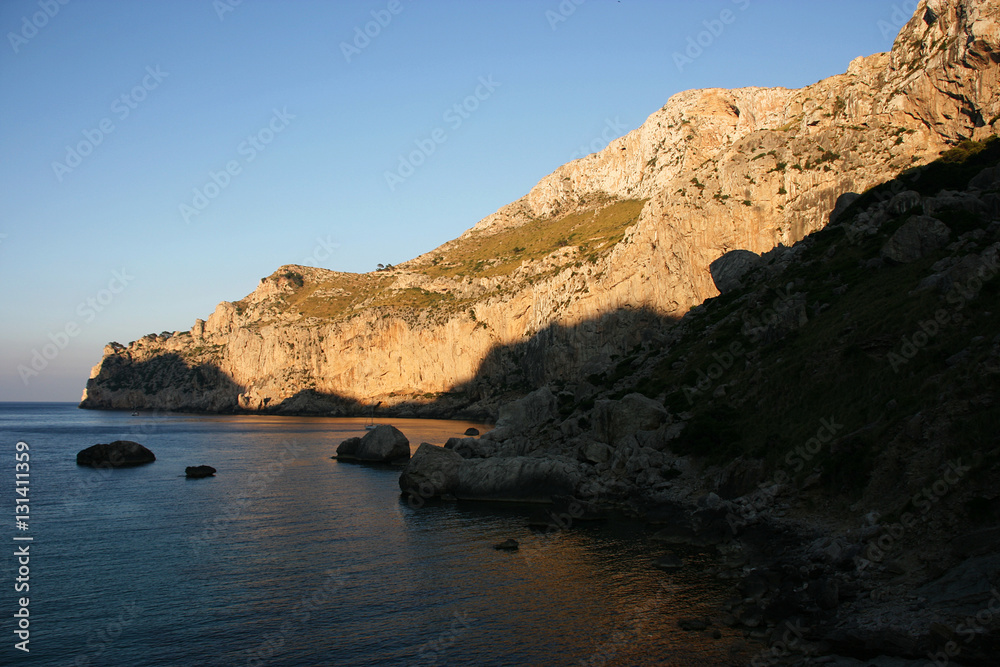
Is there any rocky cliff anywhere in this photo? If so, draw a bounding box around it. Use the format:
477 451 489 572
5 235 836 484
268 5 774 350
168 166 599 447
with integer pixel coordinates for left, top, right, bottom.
398 130 1000 665
80 0 1000 415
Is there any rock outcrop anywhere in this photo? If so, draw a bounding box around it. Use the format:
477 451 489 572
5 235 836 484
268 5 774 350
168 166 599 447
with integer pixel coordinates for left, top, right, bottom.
880 214 953 262
76 441 156 467
710 250 762 294
185 465 216 478
452 456 582 503
399 445 583 504
404 136 1000 663
79 0 1000 417
591 393 670 445
399 443 464 499
336 425 411 464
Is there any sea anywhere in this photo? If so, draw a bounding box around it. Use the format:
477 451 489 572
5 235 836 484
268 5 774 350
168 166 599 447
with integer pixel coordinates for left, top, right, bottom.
0 403 755 666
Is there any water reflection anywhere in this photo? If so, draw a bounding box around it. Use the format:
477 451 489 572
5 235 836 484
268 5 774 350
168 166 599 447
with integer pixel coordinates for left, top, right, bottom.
398 501 754 665
4 405 756 666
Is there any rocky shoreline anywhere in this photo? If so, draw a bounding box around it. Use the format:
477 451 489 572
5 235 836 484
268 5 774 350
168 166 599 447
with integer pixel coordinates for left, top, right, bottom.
392 398 999 666
389 148 1000 665
73 3 1000 664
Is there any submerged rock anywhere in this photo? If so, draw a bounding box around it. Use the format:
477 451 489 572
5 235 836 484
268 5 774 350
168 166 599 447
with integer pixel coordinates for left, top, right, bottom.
677 617 709 632
494 539 519 551
336 424 410 464
527 507 576 532
76 441 156 467
185 465 217 478
654 553 685 571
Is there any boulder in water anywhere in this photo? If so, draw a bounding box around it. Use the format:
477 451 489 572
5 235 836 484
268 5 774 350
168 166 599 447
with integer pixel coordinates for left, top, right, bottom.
654 553 685 571
337 424 410 464
494 539 519 551
678 617 710 632
399 443 464 500
76 441 156 468
185 465 217 478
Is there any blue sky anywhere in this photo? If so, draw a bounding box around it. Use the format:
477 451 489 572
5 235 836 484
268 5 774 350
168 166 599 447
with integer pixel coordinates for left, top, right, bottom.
0 0 915 401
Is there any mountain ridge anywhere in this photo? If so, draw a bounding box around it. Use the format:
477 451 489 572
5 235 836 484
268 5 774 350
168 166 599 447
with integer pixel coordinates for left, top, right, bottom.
80 0 1000 416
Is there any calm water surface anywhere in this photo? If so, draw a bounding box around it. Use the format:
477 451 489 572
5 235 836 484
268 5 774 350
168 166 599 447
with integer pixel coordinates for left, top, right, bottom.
0 403 753 666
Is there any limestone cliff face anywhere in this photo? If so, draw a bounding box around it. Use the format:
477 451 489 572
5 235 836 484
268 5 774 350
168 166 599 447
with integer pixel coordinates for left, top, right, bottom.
80 0 1000 415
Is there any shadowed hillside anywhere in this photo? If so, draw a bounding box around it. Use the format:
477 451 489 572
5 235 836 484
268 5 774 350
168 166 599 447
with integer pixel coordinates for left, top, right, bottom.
440 134 1000 665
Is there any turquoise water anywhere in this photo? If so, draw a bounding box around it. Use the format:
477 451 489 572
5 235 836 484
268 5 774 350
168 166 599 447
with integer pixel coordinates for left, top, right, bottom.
0 403 750 666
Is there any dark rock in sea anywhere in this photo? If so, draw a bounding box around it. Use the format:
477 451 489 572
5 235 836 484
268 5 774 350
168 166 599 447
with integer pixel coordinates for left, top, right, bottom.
399 443 465 501
336 424 410 464
76 441 156 467
527 507 579 532
464 427 480 436
336 437 362 457
678 617 710 632
654 553 684 571
185 465 217 478
546 495 607 523
494 539 519 551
